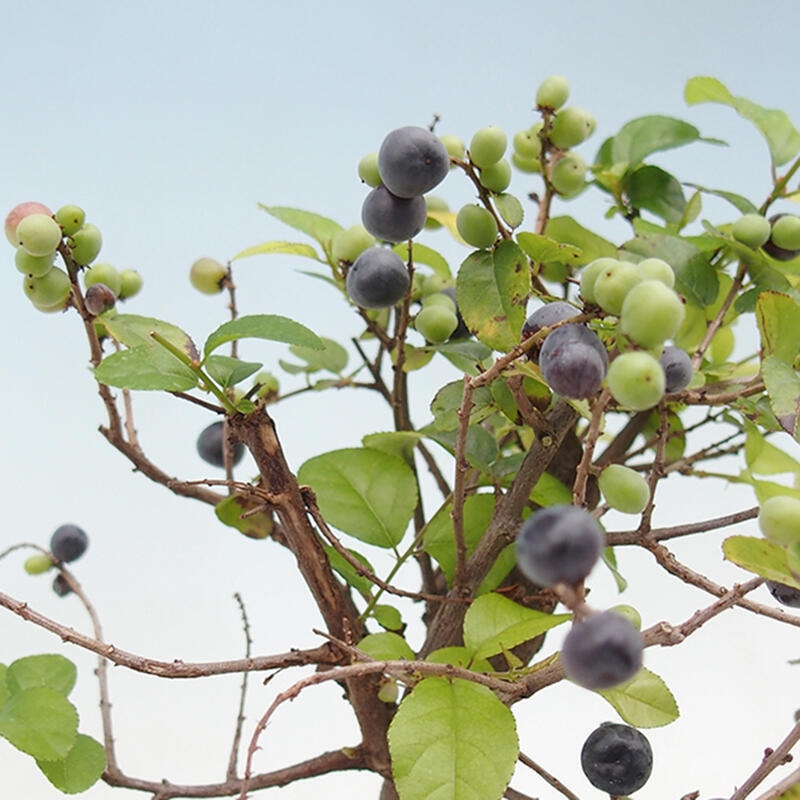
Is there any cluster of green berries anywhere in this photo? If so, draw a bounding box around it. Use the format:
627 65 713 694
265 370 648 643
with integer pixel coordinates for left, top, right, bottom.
5 201 141 315
732 211 800 261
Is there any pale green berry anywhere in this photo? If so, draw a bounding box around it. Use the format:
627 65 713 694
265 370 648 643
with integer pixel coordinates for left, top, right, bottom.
5 201 52 246
118 269 143 300
598 464 650 514
638 257 675 287
593 261 642 315
536 75 570 110
415 304 458 343
332 224 375 263
16 213 62 257
15 247 54 277
771 215 800 251
190 257 227 294
606 351 666 411
24 553 54 575
456 205 498 249
580 258 621 305
759 495 800 547
619 280 685 348
84 263 122 296
469 126 507 168
610 604 642 630
549 107 595 149
513 129 541 159
69 223 103 265
439 134 465 162
550 152 586 196
511 151 541 173
479 158 512 192
731 213 771 249
23 267 72 311
54 205 86 237
357 152 382 187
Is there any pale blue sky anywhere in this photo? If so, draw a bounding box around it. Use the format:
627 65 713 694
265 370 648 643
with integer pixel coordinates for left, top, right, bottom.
2 1 800 798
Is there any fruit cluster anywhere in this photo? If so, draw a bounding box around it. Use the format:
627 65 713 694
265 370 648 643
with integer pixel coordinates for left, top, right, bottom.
6 201 141 315
732 211 800 261
23 523 89 598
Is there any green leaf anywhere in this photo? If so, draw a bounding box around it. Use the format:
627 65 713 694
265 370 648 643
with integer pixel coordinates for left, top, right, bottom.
427 426 499 473
231 240 321 262
610 115 710 166
684 183 758 215
762 356 800 438
423 494 496 584
623 165 686 223
359 632 415 661
393 242 451 279
204 314 323 356
745 424 800 476
622 233 718 307
101 314 196 354
389 677 518 800
516 232 582 265
531 472 573 507
456 240 530 353
258 205 343 255
723 535 800 587
297 448 418 548
493 193 524 229
462 593 570 660
214 494 274 540
94 346 199 392
6 655 76 697
0 665 8 708
685 76 800 167
0 687 78 761
36 734 106 794
757 291 800 363
597 667 680 728
428 381 494 432
203 355 262 389
544 216 618 266
373 604 404 631
362 431 423 463
284 337 348 374
324 545 375 599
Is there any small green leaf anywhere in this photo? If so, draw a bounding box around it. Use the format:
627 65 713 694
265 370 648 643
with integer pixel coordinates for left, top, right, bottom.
457 240 530 353
298 448 418 548
258 206 343 255
544 216 618 266
362 431 422 463
684 183 758 215
493 193 524 229
762 356 800 438
214 495 273 540
389 677 518 800
358 632 415 661
597 667 680 728
462 593 570 660
36 734 106 794
101 314 196 354
6 655 76 697
94 346 199 391
231 240 321 262
428 380 493 433
610 115 710 166
393 242 451 278
203 355 262 389
324 545 375 599
0 688 78 761
516 232 582 265
372 605 404 632
0 665 8 708
685 76 800 167
204 314 323 356
284 337 348 374
745 424 800 476
623 165 686 223
757 292 800 363
723 535 800 587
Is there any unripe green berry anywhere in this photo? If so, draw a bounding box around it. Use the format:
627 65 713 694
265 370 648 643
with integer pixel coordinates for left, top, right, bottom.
357 152 382 187
5 201 52 246
415 304 458 343
593 261 642 315
536 75 570 109
16 213 62 257
24 553 54 575
580 258 621 305
550 152 586 196
54 205 86 237
619 280 685 348
549 107 595 149
23 267 72 311
456 205 498 249
439 134 465 162
479 158 512 193
15 247 54 277
118 269 143 300
638 257 675 287
84 263 122 296
332 224 375 263
606 351 666 411
68 223 103 265
598 464 650 514
731 213 771 249
771 215 800 251
469 126 507 168
513 129 541 159
190 257 228 294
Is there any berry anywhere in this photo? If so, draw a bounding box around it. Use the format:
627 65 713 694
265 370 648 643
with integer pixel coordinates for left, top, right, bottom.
357 152 382 187
438 286 470 339
469 126 507 168
23 267 72 311
549 107 595 149
190 257 227 294
332 224 375 263
659 345 693 392
598 464 650 514
377 126 450 198
5 201 52 246
731 213 771 249
456 204 498 249
539 324 608 399
606 351 666 411
52 574 73 597
593 260 642 315
511 151 541 173
536 75 570 110
609 604 642 630
118 269 143 300
515 504 605 587
766 581 800 607
638 257 675 287
550 152 586 196
521 301 581 362
764 214 800 261
619 279 685 348
15 213 63 257
253 371 280 400
197 421 245 468
84 263 122 296
758 495 800 547
581 723 653 794
68 223 103 265
346 246 410 309
478 159 512 193
24 554 54 575
439 134 465 162
512 129 541 159
771 214 800 251
414 304 458 343
50 524 89 563
54 205 86 237
361 185 427 243
15 247 54 277
561 611 644 689
84 283 117 315
579 257 620 305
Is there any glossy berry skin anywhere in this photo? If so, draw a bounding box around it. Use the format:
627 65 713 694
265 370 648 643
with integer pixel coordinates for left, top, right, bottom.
361 185 427 244
659 345 693 392
197 421 245 468
377 126 450 199
539 324 608 399
346 247 410 309
561 610 644 689
581 723 653 794
766 581 800 608
84 283 117 315
521 301 581 362
50 524 89 563
515 505 605 587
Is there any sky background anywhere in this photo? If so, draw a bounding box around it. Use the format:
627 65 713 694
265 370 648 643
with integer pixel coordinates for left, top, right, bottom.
2 1 800 798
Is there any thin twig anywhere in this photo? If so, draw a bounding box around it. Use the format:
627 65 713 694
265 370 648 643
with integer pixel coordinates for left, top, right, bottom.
226 593 252 781
518 750 581 800
730 719 800 800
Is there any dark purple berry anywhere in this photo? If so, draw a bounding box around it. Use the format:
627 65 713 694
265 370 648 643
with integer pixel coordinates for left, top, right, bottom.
52 573 73 597
361 185 427 243
581 723 653 794
767 581 800 608
84 282 117 315
197 421 245 468
521 301 581 362
377 126 450 199
539 323 608 399
50 524 89 563
346 246 410 309
659 344 693 392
